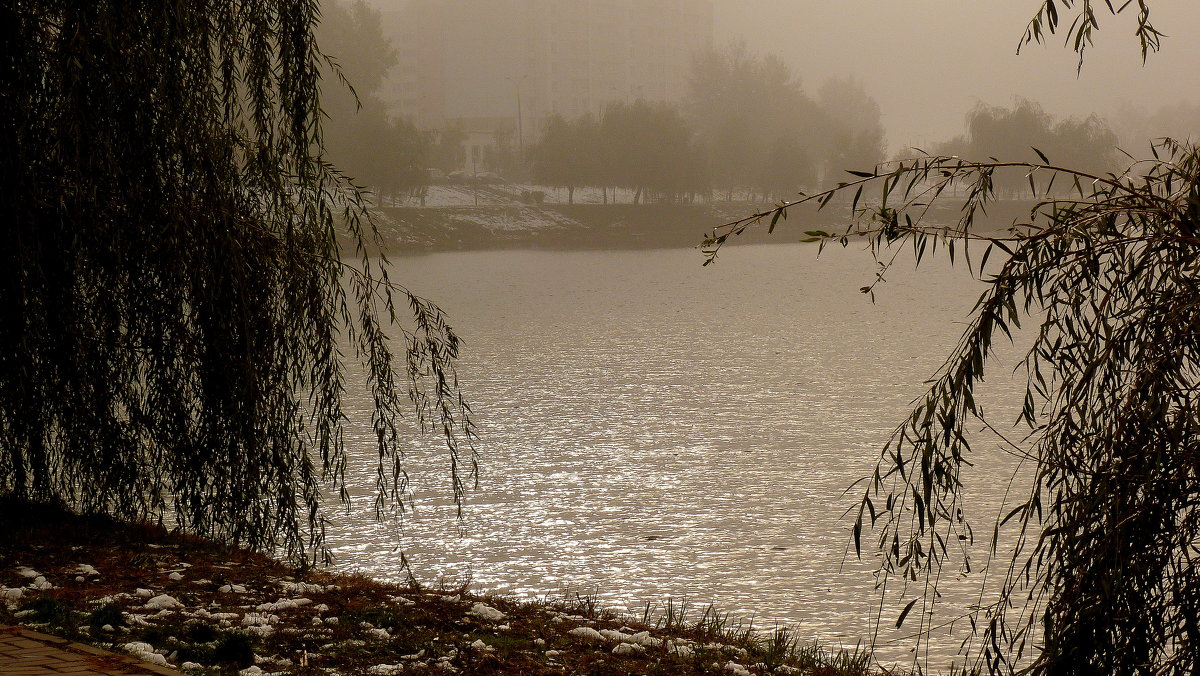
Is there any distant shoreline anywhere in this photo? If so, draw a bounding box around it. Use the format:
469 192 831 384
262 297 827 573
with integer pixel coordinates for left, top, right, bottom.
364 198 1040 254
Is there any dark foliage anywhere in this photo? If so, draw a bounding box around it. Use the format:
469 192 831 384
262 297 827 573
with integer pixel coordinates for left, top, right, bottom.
0 1 474 565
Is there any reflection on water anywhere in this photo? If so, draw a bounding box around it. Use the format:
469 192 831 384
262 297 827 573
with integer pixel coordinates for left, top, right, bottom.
326 243 1027 668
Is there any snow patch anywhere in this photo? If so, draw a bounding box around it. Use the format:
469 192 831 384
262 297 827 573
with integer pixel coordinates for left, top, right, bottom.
143 594 181 610
612 642 644 655
568 626 604 641
256 598 312 613
120 642 168 666
468 602 505 622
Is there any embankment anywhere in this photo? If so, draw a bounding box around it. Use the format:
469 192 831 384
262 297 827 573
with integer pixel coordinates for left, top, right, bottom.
368 199 1040 254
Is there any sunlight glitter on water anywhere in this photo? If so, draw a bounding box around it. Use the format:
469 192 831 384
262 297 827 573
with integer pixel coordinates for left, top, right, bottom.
326 243 1029 669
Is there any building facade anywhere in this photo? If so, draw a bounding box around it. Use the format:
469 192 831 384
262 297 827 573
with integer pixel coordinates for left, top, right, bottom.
380 0 714 143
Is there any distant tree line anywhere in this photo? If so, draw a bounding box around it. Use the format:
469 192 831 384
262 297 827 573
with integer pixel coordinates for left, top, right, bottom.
528 43 889 204
930 97 1119 194
528 101 707 204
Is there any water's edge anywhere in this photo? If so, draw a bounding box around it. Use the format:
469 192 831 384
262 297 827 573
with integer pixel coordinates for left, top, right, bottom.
357 199 1035 254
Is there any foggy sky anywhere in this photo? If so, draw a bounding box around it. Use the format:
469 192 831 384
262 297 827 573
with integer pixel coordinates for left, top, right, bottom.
368 1 1200 152
712 1 1200 151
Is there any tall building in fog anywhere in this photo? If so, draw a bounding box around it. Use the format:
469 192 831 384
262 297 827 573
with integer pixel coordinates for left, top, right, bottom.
380 0 713 140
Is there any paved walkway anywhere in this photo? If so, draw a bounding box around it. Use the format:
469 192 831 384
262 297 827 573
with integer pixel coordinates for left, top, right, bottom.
0 625 181 675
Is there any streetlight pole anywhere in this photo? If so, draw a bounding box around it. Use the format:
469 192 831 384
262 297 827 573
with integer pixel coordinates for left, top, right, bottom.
507 75 525 155
516 83 524 155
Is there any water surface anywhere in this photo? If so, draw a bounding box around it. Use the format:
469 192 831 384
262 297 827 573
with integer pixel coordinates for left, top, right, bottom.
328 242 1028 668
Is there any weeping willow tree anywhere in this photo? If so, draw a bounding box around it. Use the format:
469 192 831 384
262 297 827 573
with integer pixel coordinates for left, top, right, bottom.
0 2 475 566
706 2 1200 674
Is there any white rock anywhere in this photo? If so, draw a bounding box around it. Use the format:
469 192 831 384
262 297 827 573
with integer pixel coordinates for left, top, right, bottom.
77 564 100 576
135 588 154 598
568 626 604 641
366 628 391 641
544 650 562 658
239 667 263 675
2 587 24 600
219 584 248 594
75 576 85 583
32 576 52 590
168 572 184 581
368 665 406 675
533 638 546 647
468 639 494 652
16 566 40 578
468 602 506 622
724 661 752 676
181 662 202 670
143 594 181 610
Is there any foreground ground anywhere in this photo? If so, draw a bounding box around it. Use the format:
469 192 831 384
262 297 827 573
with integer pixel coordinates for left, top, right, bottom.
0 501 896 675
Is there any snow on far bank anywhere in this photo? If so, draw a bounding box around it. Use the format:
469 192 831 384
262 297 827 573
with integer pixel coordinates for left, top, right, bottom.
383 184 646 208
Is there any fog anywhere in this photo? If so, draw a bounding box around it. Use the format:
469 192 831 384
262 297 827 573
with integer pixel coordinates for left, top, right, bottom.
368 1 1200 153
713 1 1200 150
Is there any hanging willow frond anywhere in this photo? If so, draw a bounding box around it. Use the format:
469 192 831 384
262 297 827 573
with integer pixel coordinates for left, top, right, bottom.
0 1 476 567
706 139 1200 674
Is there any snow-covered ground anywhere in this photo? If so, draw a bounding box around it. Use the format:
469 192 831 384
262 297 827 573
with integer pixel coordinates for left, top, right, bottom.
381 183 649 208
